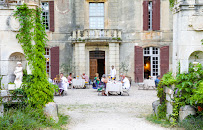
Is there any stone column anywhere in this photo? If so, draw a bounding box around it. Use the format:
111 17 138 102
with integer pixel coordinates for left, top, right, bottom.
0 103 4 117
164 86 174 121
109 43 119 79
74 43 86 77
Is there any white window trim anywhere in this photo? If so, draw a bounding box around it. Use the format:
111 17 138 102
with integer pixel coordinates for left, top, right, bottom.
42 2 50 31
148 1 153 31
143 47 160 79
89 2 105 29
45 48 51 77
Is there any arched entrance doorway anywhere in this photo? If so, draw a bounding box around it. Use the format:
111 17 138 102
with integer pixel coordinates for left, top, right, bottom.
9 52 26 83
89 51 105 80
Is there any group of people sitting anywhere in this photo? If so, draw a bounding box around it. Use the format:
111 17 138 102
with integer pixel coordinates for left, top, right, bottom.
49 72 89 96
93 72 130 96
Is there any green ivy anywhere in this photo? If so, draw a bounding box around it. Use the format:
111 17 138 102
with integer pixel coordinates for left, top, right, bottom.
171 64 203 124
157 64 203 124
157 72 176 104
14 4 54 108
169 0 176 8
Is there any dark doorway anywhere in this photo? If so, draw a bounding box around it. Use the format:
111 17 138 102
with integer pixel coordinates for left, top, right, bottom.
144 56 151 79
97 59 105 79
89 51 105 80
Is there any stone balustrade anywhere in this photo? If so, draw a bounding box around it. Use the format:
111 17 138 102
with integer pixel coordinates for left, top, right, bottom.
71 29 122 40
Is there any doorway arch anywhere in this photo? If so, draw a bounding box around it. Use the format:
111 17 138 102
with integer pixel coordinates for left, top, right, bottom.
8 52 26 83
188 51 203 65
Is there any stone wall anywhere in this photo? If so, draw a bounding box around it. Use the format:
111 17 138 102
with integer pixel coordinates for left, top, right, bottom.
118 0 173 80
0 0 174 82
0 4 35 87
172 0 203 74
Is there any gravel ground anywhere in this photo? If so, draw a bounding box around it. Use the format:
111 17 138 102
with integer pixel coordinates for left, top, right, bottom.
54 85 171 130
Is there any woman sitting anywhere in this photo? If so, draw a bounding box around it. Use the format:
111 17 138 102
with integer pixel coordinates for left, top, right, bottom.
100 74 108 96
93 73 100 89
55 75 63 96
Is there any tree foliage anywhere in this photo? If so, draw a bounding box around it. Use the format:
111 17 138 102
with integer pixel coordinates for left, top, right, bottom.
14 4 54 108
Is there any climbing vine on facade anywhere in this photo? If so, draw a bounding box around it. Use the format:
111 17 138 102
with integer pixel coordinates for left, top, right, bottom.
14 4 54 108
169 0 176 8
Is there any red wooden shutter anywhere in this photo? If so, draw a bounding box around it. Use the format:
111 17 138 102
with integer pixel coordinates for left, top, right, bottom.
134 46 144 83
160 46 169 77
51 47 59 79
152 0 160 30
49 1 55 32
143 1 149 31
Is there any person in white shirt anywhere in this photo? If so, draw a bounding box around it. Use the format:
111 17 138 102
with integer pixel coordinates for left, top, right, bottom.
60 73 68 92
110 65 116 80
121 75 130 89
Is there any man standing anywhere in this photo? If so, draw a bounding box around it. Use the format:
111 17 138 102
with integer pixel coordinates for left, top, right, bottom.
110 65 116 80
60 73 68 95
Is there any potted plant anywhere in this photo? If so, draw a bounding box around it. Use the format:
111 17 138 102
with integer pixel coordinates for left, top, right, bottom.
119 61 132 84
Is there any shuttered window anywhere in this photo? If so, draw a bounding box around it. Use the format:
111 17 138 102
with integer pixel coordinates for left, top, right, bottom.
49 1 55 32
143 0 160 31
134 46 144 83
160 46 169 77
51 47 59 79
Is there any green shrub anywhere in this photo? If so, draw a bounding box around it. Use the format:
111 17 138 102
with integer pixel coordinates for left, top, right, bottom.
0 106 69 130
178 115 203 130
157 103 167 119
146 114 171 128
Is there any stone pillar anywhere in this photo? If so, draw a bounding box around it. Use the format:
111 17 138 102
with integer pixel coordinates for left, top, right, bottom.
109 43 119 79
74 43 86 77
180 59 189 73
164 86 174 120
0 104 4 117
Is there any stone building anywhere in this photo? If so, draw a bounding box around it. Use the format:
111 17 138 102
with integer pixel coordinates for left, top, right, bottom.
0 0 174 86
172 0 203 75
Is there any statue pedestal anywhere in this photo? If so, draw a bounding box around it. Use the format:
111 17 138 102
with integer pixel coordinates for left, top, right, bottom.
8 84 16 90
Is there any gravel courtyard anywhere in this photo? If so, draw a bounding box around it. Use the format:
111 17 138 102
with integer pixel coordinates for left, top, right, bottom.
54 85 170 130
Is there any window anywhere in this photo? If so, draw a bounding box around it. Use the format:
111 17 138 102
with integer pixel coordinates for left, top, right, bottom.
143 0 160 31
45 48 50 75
42 2 49 30
148 1 153 30
144 47 160 79
89 3 104 29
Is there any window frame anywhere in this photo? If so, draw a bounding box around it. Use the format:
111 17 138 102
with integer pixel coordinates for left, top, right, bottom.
148 1 153 31
143 47 160 79
89 2 105 29
42 2 50 31
45 48 51 76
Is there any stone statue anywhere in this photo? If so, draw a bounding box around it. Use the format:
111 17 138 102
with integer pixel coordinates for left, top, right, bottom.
14 62 23 89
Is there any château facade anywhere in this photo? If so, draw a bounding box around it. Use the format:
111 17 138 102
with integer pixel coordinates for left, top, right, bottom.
1 0 202 87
